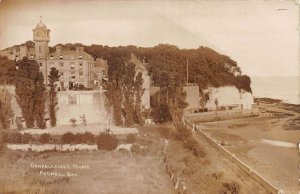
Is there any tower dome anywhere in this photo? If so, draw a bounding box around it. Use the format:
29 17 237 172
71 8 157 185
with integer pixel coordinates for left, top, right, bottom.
32 16 50 60
34 16 48 29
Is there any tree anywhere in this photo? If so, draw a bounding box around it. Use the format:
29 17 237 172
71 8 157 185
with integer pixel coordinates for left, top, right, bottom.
0 86 13 129
0 56 16 85
134 72 144 125
33 72 47 129
214 98 219 111
48 67 60 127
15 57 46 129
97 132 118 151
120 63 136 127
105 79 122 126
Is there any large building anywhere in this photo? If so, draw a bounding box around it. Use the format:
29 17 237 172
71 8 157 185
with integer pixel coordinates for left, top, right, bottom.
0 18 107 89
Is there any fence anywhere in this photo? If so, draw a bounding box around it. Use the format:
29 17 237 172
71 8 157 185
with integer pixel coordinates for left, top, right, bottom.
163 140 189 194
184 118 282 194
185 109 259 123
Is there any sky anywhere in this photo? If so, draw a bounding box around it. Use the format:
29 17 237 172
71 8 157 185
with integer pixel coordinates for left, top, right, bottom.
0 0 299 77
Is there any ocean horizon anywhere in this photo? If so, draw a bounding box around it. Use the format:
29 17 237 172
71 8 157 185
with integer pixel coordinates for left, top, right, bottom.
251 76 300 105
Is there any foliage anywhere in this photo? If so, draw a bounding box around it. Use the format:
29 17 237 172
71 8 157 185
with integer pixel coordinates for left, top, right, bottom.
133 72 145 125
74 132 94 144
22 133 34 144
96 132 118 151
220 181 241 194
1 132 22 144
105 80 122 126
33 72 47 129
0 56 16 84
175 122 192 141
54 43 252 125
15 57 46 129
184 136 206 158
80 114 87 125
48 67 60 127
126 134 136 144
0 87 14 129
39 133 52 144
69 118 77 127
120 62 136 127
61 132 75 144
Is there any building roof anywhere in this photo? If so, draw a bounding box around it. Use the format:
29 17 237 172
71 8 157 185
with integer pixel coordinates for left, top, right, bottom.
48 47 94 61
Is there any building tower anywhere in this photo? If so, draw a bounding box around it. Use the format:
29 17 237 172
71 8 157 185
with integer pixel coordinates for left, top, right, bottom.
33 16 50 60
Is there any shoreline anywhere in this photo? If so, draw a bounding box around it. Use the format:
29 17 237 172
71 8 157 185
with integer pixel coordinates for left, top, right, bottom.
199 99 300 193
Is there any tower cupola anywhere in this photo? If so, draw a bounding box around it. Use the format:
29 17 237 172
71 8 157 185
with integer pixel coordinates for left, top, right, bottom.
33 16 50 60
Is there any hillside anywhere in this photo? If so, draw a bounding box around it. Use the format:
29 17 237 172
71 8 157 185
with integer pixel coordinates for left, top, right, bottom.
1 43 252 93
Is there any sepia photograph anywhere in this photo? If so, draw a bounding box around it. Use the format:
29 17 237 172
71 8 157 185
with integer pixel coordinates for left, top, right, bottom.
0 0 299 193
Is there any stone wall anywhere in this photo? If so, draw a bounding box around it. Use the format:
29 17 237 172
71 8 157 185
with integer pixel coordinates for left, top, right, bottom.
56 89 109 126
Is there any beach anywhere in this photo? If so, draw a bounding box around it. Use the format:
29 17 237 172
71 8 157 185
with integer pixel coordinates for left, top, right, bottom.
198 98 300 193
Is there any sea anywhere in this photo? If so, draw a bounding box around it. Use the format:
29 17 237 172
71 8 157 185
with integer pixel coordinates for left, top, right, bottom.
251 76 300 105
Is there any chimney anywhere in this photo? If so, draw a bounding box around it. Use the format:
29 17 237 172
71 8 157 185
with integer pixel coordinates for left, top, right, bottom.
76 46 84 52
56 46 62 54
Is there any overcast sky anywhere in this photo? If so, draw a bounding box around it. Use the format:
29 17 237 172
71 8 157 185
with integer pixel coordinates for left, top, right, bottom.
0 0 299 77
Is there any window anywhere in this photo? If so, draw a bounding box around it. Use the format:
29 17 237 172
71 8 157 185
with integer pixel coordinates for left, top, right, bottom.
71 63 75 70
71 76 76 79
39 56 42 59
79 55 82 59
39 46 41 53
79 63 83 69
79 71 83 79
50 55 53 59
60 55 63 60
30 55 34 59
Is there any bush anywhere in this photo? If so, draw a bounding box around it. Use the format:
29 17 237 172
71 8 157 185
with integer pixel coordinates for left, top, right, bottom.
39 133 52 144
3 132 23 144
74 132 94 144
184 136 206 158
131 144 141 153
22 133 34 144
176 123 192 141
69 118 77 127
221 181 241 194
61 132 75 144
97 132 118 151
126 134 136 144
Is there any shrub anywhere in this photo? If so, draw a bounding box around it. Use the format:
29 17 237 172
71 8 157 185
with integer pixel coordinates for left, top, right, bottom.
74 132 94 144
184 136 206 158
176 123 192 141
39 133 52 144
97 132 118 151
0 133 3 150
221 181 241 194
0 131 8 143
22 133 34 144
126 134 136 144
3 132 23 144
69 118 77 127
61 132 75 144
131 144 141 153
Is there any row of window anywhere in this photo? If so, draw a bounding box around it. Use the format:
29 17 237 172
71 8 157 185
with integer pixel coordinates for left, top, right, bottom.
49 55 83 60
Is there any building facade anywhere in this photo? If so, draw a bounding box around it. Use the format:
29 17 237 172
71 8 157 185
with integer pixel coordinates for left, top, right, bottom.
0 18 107 90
